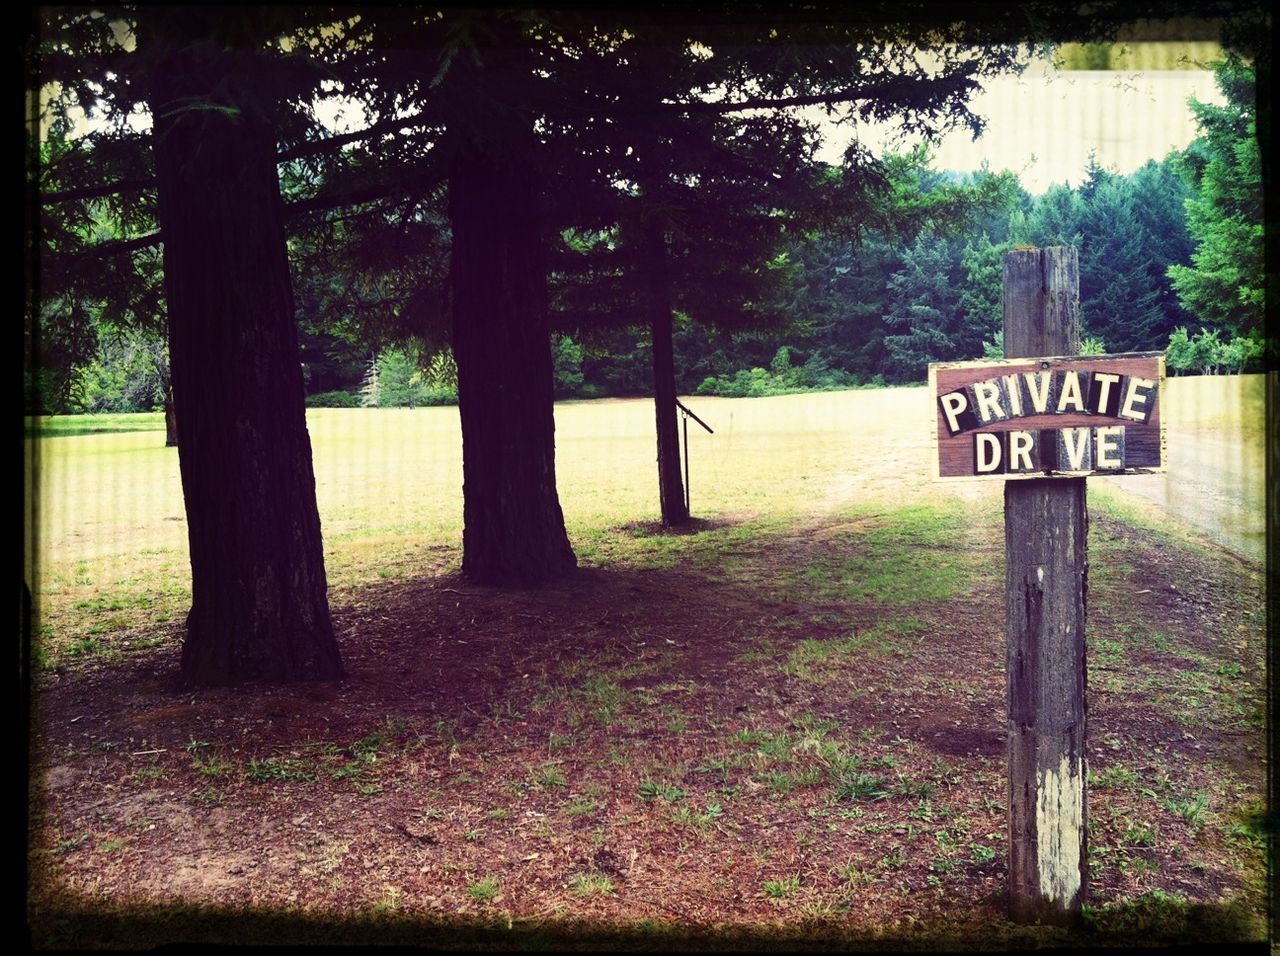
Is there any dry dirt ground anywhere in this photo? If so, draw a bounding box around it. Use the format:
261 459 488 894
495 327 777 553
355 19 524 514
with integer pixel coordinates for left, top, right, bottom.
26 506 1269 950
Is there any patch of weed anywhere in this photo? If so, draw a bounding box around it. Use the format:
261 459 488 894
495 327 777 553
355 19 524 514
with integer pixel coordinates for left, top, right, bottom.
763 875 801 899
569 873 615 897
246 757 316 783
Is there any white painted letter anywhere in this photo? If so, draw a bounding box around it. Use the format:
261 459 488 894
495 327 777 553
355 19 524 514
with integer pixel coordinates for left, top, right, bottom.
1091 372 1120 414
939 391 968 435
973 380 1007 423
1056 371 1086 413
1120 376 1156 423
1094 425 1124 468
1060 428 1091 471
975 433 1002 473
1023 371 1053 413
1009 430 1036 472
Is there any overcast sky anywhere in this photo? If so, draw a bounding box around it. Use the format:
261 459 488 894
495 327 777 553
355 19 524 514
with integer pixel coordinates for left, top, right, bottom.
817 59 1225 193
50 42 1225 199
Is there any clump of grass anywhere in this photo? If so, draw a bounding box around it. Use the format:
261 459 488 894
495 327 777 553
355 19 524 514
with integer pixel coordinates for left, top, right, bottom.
534 765 567 789
569 873 615 897
763 875 801 899
1165 792 1209 827
671 802 724 830
246 757 316 783
467 878 500 902
969 843 996 865
638 779 685 803
829 754 888 803
1092 765 1139 789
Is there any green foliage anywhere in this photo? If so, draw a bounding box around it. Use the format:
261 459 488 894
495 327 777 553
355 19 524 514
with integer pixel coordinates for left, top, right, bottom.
881 230 1010 381
1167 54 1263 338
64 329 169 415
763 875 801 899
568 873 615 897
1166 327 1263 375
359 346 458 408
305 390 361 408
245 758 316 783
693 348 861 397
552 335 585 398
830 755 890 803
467 878 500 902
637 779 685 803
1013 157 1193 352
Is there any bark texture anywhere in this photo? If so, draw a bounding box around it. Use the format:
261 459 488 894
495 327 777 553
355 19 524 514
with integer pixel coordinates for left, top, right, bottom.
446 36 576 586
1003 246 1088 924
641 216 690 526
163 377 178 448
146 9 343 687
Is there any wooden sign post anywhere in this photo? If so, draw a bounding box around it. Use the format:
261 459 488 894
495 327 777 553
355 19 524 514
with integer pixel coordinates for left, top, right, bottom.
1003 246 1088 924
928 248 1165 923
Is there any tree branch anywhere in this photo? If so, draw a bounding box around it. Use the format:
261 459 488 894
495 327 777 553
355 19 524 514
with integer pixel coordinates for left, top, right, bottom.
276 109 440 161
40 109 441 205
45 162 445 263
40 178 156 205
660 74 973 115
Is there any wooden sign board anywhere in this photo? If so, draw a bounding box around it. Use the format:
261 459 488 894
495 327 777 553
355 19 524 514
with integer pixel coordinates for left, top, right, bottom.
928 352 1166 480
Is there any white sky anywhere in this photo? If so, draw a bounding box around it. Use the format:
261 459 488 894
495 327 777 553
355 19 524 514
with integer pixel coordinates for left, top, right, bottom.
50 49 1224 198
816 59 1225 193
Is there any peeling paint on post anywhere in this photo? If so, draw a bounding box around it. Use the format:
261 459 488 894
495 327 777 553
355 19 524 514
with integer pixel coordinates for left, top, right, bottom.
1004 246 1088 924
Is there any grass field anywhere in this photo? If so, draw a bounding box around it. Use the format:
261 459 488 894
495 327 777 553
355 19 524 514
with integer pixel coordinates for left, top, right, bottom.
25 387 1269 948
28 388 989 657
27 380 1263 658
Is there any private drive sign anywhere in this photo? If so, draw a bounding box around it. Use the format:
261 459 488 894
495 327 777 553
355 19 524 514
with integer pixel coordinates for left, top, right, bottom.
928 352 1166 479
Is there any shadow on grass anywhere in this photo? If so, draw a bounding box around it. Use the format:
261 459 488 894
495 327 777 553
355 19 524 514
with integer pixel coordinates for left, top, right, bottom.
615 517 739 538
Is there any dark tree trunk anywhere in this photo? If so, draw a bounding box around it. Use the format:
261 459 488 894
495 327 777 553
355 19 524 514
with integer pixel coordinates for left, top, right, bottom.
447 69 577 586
641 217 689 526
163 376 178 448
145 9 343 687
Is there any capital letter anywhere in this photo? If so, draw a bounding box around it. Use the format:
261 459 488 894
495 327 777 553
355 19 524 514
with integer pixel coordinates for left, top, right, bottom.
1120 377 1156 423
1090 372 1121 416
1094 425 1125 468
939 391 969 436
975 433 1003 474
972 380 1008 424
1058 427 1093 471
1056 370 1086 413
1023 371 1054 414
1007 430 1038 472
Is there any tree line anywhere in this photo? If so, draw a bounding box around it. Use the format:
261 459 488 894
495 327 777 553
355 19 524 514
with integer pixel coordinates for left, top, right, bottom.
28 5 1269 687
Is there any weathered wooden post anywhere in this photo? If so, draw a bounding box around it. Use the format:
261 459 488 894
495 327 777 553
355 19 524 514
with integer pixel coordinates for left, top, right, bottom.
1003 246 1087 923
929 249 1164 922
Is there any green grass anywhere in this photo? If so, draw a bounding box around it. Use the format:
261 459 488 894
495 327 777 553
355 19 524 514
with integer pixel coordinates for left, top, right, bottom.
30 385 1263 682
637 779 685 803
783 619 928 680
245 758 316 783
830 756 890 803
31 394 981 658
27 412 166 438
467 878 500 902
763 875 801 899
568 873 615 897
